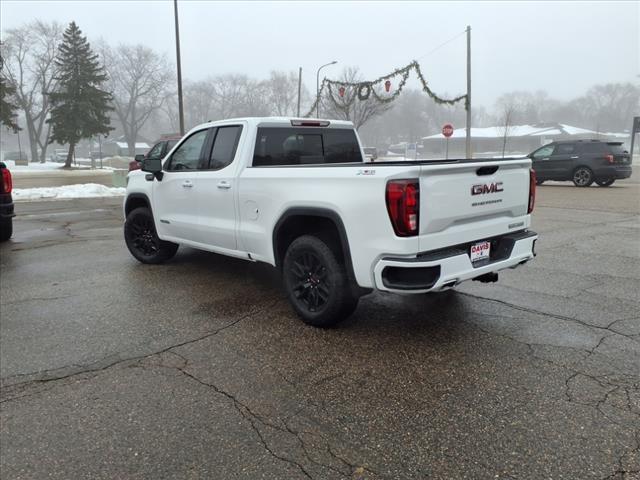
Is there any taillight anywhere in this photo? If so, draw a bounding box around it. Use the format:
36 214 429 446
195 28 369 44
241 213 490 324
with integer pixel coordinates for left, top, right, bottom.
1 168 12 194
528 169 536 214
386 179 419 236
605 154 614 164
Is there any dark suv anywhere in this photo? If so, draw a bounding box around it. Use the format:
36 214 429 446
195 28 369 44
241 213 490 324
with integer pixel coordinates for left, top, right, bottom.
529 140 632 187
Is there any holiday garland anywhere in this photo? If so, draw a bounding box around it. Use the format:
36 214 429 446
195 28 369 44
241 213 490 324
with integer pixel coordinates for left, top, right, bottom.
304 60 467 118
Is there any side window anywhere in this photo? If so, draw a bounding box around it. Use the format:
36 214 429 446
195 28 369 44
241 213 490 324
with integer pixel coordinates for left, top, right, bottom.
580 143 607 154
166 130 209 171
552 144 575 155
147 142 164 160
532 145 554 159
207 126 243 170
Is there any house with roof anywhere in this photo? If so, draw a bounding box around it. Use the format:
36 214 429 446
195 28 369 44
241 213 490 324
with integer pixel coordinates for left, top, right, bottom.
100 135 151 157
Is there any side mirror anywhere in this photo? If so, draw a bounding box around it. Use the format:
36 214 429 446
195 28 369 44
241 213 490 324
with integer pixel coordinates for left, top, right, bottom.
141 157 163 181
134 154 145 162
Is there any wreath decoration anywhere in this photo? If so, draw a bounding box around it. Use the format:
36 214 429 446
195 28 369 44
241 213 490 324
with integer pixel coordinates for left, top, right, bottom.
304 60 468 118
357 83 372 101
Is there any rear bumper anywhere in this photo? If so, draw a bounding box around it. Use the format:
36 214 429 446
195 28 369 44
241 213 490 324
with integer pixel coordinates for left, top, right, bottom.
594 165 632 179
373 230 537 293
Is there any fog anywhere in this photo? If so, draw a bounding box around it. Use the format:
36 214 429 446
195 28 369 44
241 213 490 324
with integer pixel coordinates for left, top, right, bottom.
2 1 638 107
1 0 639 157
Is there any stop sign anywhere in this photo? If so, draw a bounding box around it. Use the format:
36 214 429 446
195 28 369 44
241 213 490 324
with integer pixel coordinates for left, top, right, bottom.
442 124 454 138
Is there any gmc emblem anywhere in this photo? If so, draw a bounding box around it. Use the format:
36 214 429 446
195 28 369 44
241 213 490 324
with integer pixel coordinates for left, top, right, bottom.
471 182 504 195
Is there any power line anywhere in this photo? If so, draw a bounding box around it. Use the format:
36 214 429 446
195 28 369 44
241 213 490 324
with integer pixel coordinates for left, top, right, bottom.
415 30 467 61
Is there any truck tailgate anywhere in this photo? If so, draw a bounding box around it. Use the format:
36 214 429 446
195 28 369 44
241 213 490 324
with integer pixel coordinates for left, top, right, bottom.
418 158 532 251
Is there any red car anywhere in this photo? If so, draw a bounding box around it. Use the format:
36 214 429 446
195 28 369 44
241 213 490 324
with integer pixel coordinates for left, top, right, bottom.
129 136 182 172
0 162 15 242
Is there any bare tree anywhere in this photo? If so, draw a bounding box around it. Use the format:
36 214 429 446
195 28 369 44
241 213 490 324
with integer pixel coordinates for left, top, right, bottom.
499 105 515 157
265 70 304 116
322 67 393 130
102 44 172 155
2 21 63 163
182 79 216 128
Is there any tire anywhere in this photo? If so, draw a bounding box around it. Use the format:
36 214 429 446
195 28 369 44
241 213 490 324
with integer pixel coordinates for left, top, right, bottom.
0 218 12 242
124 207 178 264
283 234 358 328
572 167 594 187
595 178 615 187
535 179 545 186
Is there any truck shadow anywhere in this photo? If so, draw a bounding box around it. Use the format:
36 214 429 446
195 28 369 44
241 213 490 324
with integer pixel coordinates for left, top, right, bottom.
161 246 473 344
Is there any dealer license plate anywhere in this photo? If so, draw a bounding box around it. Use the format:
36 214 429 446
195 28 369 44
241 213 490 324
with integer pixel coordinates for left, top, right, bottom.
470 241 491 263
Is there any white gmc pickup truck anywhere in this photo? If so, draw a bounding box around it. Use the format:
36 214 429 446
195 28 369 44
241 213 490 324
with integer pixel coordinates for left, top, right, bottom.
124 117 537 327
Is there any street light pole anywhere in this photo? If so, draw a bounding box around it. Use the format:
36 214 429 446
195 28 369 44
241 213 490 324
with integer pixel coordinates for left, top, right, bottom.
316 60 337 118
174 0 185 136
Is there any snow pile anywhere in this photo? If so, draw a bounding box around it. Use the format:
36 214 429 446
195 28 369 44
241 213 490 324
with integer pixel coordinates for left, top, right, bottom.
3 161 68 170
13 183 126 201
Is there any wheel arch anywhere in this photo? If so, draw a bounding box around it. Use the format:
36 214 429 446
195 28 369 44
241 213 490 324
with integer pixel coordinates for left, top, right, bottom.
272 207 361 291
124 193 152 216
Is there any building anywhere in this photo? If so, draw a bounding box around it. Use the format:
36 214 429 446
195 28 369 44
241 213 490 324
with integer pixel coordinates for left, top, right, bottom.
100 136 151 157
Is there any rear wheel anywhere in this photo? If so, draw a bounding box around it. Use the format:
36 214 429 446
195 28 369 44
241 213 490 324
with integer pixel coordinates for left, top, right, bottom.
124 207 178 264
595 178 615 187
573 167 594 187
0 218 12 242
283 235 358 328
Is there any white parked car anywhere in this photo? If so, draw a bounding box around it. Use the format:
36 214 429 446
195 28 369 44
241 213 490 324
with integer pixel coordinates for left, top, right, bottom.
124 117 537 327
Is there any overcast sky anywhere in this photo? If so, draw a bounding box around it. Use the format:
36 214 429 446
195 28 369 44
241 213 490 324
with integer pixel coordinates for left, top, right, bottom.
2 1 638 108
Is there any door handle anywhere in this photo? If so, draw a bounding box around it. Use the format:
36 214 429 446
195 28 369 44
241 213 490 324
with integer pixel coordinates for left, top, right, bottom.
182 180 193 188
570 156 579 159
542 158 549 161
217 181 231 190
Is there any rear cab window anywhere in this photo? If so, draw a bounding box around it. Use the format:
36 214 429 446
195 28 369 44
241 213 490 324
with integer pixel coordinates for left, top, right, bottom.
252 127 363 166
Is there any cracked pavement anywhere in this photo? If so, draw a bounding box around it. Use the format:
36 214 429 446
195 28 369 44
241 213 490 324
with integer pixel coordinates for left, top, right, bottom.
1 180 639 479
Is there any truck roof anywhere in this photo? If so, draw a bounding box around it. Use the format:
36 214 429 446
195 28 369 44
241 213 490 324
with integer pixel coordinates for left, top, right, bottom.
192 117 355 131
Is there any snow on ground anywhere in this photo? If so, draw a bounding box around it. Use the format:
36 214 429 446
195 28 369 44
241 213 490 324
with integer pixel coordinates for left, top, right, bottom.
13 183 126 201
3 159 118 171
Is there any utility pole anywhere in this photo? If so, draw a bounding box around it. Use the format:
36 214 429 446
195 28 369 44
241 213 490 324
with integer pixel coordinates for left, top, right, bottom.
297 67 302 117
174 0 185 136
465 25 472 158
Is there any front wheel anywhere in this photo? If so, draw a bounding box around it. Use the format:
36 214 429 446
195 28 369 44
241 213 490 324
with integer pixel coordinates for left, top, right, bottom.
124 207 178 264
595 178 615 187
283 235 358 328
573 167 594 187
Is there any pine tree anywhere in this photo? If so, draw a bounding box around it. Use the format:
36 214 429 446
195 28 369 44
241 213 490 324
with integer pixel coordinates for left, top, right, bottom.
0 50 20 133
48 22 113 168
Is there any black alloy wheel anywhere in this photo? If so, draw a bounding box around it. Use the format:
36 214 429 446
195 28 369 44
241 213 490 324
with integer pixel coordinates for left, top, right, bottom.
289 251 331 313
124 207 178 264
283 235 358 327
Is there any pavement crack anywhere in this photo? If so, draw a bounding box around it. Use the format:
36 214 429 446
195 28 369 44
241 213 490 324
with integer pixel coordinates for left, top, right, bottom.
176 367 314 479
1 301 279 397
458 291 639 342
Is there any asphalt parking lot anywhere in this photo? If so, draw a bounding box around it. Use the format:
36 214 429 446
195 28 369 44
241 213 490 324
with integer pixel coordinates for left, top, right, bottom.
1 180 639 479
